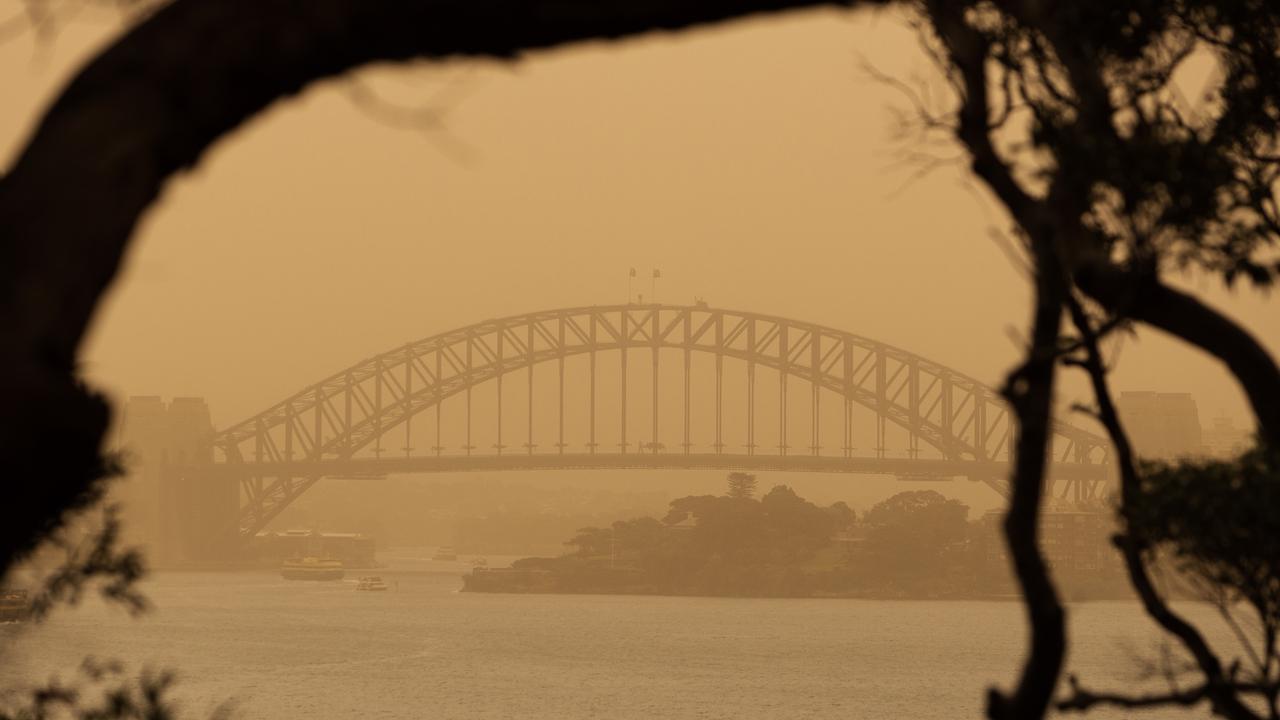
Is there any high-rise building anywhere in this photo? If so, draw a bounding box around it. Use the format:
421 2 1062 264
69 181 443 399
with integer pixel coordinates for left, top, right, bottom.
1116 391 1203 460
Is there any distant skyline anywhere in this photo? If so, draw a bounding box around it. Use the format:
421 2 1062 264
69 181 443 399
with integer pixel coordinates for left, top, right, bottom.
3 7 1273 435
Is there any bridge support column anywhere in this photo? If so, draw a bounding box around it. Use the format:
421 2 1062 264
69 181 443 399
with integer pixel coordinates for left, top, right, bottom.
651 340 660 454
119 396 237 565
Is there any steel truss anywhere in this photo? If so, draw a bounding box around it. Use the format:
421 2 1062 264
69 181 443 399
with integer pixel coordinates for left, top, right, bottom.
211 304 1111 537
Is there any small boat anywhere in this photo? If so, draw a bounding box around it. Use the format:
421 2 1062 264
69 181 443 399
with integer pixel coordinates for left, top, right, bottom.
281 557 344 581
431 546 458 561
0 589 30 622
355 576 389 592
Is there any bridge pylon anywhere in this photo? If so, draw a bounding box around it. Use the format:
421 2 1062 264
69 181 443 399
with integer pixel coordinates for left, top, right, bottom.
118 396 237 563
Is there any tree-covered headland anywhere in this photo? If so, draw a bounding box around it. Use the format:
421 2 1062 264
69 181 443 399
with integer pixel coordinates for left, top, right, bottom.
464 480 1120 600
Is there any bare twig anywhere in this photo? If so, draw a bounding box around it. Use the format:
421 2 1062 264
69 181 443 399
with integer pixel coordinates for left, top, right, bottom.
1058 674 1209 712
343 70 480 164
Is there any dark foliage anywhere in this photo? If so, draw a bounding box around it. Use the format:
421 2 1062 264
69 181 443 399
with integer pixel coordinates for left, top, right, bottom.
509 487 976 598
1123 449 1280 714
854 490 969 595
26 505 149 622
557 485 857 596
895 3 1280 715
1129 450 1280 614
0 655 235 720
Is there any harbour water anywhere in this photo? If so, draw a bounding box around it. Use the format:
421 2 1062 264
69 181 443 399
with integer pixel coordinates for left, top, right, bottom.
1 551 1225 719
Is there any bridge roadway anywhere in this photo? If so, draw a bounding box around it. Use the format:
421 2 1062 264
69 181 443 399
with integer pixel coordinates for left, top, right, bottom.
199 452 1110 485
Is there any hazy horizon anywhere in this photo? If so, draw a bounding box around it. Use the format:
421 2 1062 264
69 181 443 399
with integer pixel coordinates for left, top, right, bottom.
3 8 1274 438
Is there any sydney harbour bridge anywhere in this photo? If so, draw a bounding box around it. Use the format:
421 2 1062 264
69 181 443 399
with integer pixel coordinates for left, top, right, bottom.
182 303 1112 544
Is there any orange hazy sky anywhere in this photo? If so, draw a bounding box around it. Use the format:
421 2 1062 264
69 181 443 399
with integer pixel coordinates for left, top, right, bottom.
3 6 1275 440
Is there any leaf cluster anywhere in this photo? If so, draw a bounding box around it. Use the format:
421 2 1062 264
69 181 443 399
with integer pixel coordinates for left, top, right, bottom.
942 0 1280 287
25 506 148 622
0 657 193 720
1124 445 1280 698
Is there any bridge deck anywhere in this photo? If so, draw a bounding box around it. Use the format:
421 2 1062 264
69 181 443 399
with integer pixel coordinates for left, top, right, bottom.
204 452 1110 482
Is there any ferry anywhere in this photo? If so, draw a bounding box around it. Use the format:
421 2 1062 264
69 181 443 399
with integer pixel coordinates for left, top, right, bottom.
432 546 458 561
0 589 30 622
280 557 344 581
355 576 389 592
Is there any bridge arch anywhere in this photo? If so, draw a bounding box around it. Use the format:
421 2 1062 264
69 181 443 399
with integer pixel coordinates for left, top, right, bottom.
211 304 1110 536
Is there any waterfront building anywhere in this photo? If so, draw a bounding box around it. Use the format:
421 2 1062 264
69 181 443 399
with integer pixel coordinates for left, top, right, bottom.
976 508 1125 599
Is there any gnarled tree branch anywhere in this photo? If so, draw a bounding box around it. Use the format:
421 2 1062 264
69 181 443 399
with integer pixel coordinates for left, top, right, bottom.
1062 288 1261 720
1074 262 1280 450
926 5 1066 718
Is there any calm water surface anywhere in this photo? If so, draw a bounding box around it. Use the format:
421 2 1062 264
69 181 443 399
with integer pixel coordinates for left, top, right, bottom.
1 551 1223 719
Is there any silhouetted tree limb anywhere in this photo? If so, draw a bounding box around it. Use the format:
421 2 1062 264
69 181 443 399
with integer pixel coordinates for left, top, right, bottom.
914 5 1280 715
1073 263 1280 451
1061 288 1264 720
927 6 1067 717
1059 679 1280 715
1057 675 1210 712
1010 1 1280 449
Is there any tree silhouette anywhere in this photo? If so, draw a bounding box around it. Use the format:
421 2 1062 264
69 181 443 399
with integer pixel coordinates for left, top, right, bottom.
3 2 1280 719
902 5 1280 717
725 472 757 500
854 489 969 595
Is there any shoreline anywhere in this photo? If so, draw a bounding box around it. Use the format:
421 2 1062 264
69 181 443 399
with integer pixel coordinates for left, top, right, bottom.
460 570 1130 602
459 587 1127 602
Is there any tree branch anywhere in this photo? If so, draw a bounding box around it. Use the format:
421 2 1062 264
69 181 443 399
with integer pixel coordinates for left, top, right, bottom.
1062 288 1261 720
925 6 1065 719
1074 262 1280 451
1057 676 1209 712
